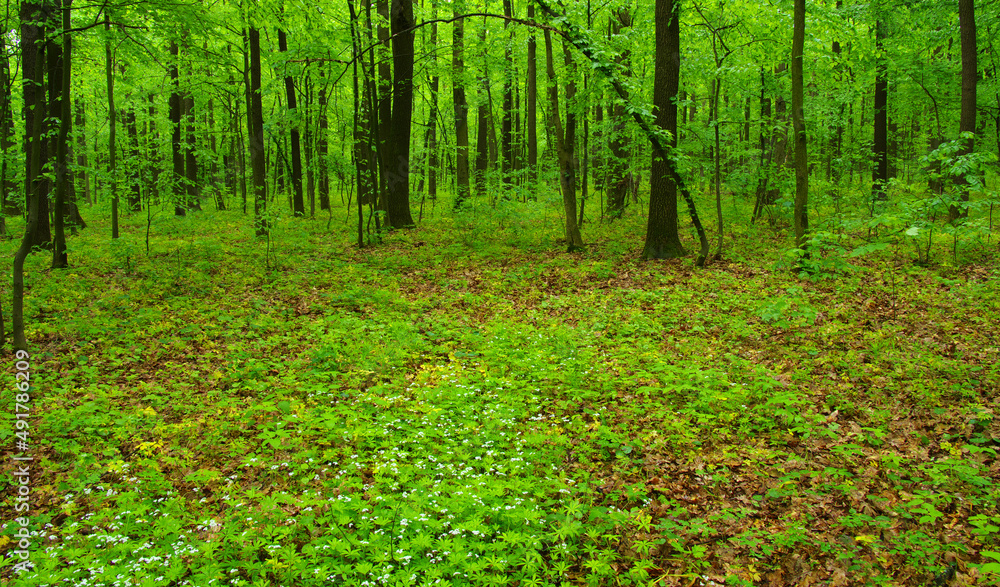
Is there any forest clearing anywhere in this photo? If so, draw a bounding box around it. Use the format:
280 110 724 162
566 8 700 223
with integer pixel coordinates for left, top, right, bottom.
2 0 1000 584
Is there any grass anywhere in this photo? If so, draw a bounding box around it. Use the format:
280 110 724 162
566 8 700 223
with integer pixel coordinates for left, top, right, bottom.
0 188 998 586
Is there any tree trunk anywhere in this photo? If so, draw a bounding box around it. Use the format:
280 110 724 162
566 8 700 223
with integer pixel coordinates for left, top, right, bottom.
278 28 305 216
642 0 685 259
169 41 185 216
247 27 268 236
425 4 440 200
500 0 514 192
871 18 889 205
544 30 584 250
952 0 976 222
106 15 120 237
74 98 90 205
51 0 71 268
475 77 489 197
385 0 415 228
0 34 16 216
526 3 538 190
606 8 633 219
453 3 471 208
792 0 809 249
318 72 331 211
376 0 392 212
125 109 142 212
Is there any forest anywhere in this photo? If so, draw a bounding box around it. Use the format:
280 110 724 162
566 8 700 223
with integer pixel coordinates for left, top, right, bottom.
1 0 999 584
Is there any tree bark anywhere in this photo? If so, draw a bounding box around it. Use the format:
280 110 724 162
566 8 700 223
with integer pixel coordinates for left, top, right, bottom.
278 28 305 216
642 0 685 260
544 30 584 250
385 0 416 228
452 2 471 208
247 27 268 237
500 0 514 192
0 34 16 216
871 17 889 205
169 41 185 216
52 0 72 268
526 3 538 190
792 0 809 248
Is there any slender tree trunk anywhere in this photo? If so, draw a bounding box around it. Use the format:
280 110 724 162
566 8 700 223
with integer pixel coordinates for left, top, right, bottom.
74 98 90 205
871 18 889 205
169 41 185 216
453 3 471 208
952 0 976 222
278 28 305 216
107 16 121 237
792 0 809 248
500 0 514 192
642 0 685 259
475 76 489 197
526 3 538 191
318 72 331 211
51 0 71 267
125 109 142 212
426 4 440 200
247 27 268 236
376 0 392 211
0 34 16 216
385 0 416 228
607 8 633 219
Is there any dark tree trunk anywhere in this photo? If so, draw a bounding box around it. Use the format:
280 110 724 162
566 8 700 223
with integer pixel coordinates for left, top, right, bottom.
74 97 90 205
425 4 440 200
15 0 49 349
385 0 415 228
792 0 809 248
642 0 685 259
51 0 71 268
0 34 16 216
183 93 200 211
125 109 142 212
500 0 514 191
452 2 471 208
871 18 889 204
376 0 392 211
170 41 185 216
318 73 331 211
247 28 268 236
526 3 538 189
278 28 305 216
475 78 489 197
106 15 120 237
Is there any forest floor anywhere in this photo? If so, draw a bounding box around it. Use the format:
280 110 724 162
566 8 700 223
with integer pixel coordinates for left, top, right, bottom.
1 200 998 586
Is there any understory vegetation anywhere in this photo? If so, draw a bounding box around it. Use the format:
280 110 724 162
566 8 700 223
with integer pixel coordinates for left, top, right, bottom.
1 193 999 586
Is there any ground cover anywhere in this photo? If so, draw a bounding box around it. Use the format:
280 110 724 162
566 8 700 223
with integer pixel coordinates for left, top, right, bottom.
1 203 998 586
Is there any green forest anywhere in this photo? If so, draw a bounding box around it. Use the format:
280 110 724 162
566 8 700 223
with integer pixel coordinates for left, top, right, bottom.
1 0 999 584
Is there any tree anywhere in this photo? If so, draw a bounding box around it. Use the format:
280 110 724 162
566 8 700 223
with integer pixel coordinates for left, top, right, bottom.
544 30 584 251
642 0 685 260
606 7 634 219
526 2 538 190
452 2 471 208
385 0 416 228
871 15 889 206
247 26 268 237
791 0 809 248
278 25 305 216
952 0 976 222
51 0 72 268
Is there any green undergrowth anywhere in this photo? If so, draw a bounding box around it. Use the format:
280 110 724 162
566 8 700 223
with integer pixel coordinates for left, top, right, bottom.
1 203 998 586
